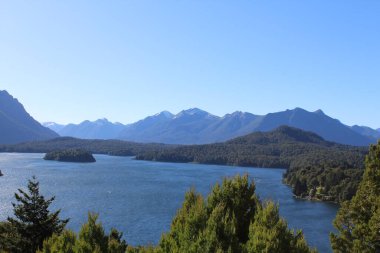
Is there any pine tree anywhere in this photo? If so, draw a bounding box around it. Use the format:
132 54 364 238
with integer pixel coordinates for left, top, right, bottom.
38 230 77 253
108 228 128 253
0 220 22 252
246 201 316 253
75 213 109 253
158 175 315 253
38 213 128 253
7 176 69 253
159 189 208 253
204 175 259 252
330 141 380 252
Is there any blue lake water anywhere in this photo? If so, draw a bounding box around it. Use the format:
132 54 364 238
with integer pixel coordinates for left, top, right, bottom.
0 153 337 252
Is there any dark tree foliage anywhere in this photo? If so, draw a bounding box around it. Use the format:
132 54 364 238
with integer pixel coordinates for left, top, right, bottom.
159 175 259 252
136 126 367 202
4 176 69 253
0 126 368 202
284 166 363 202
246 201 314 253
0 137 173 156
330 141 380 252
157 175 316 253
44 149 96 163
38 213 128 253
293 179 308 196
0 220 21 252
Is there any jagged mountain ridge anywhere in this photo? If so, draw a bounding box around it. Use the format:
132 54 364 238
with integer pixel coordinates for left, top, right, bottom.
44 107 377 146
57 118 125 139
351 125 380 139
0 90 58 144
42 122 65 133
116 108 375 146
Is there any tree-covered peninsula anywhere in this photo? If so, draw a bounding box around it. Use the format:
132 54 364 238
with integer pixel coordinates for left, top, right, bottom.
136 126 367 202
0 126 369 202
44 149 96 163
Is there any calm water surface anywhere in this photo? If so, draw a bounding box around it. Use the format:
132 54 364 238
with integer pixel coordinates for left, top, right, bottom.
0 153 337 252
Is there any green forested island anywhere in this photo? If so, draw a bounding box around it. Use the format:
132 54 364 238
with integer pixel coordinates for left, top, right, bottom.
0 126 368 202
44 149 96 163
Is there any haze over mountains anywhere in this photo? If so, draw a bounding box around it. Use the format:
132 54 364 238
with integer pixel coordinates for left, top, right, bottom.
0 89 377 146
0 90 58 144
46 108 377 146
350 125 380 139
56 119 125 139
42 122 65 133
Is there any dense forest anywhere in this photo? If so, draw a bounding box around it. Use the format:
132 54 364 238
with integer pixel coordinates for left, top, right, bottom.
330 140 380 252
44 149 96 163
0 137 173 156
0 126 368 202
136 126 367 202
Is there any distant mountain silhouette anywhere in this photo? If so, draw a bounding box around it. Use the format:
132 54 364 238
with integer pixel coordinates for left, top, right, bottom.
251 108 375 146
57 118 125 139
117 107 375 146
44 107 376 146
351 125 380 140
42 122 65 132
119 108 221 144
0 90 58 144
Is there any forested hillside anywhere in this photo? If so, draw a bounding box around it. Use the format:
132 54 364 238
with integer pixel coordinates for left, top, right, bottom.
0 126 368 202
0 137 173 156
136 126 367 202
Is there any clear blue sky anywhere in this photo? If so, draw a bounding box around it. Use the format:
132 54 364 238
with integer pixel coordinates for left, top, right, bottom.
1 1 379 127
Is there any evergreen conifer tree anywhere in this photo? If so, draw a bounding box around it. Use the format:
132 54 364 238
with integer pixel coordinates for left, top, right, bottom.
7 176 69 253
246 201 316 253
38 213 128 253
159 175 315 253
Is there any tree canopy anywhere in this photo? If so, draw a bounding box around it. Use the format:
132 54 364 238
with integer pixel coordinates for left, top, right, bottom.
36 175 316 253
38 213 127 253
156 175 316 253
0 176 69 253
330 141 380 252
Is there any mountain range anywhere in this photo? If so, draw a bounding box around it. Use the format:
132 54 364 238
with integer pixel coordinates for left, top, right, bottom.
45 107 378 146
350 125 380 139
56 119 125 139
0 90 58 144
0 89 378 146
